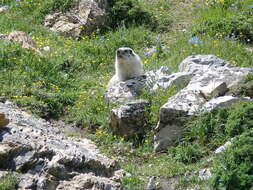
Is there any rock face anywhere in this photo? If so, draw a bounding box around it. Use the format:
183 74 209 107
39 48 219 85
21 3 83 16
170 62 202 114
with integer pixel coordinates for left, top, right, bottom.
44 0 107 38
0 101 122 190
106 67 190 139
154 55 251 151
7 31 43 56
110 99 150 139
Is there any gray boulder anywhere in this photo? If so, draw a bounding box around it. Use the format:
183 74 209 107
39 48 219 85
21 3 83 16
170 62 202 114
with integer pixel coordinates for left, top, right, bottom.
44 0 107 38
0 101 122 190
201 96 249 112
105 75 147 103
110 99 150 139
154 55 251 151
179 54 230 73
106 66 191 103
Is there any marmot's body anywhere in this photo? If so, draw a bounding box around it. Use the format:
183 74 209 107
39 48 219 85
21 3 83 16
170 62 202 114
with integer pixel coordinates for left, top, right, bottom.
108 47 144 87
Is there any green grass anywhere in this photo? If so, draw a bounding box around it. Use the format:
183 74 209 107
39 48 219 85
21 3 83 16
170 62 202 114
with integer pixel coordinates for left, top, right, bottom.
0 174 17 190
0 0 253 189
211 131 253 190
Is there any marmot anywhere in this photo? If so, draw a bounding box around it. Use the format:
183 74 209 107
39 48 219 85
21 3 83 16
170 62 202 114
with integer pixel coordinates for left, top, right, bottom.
108 47 144 87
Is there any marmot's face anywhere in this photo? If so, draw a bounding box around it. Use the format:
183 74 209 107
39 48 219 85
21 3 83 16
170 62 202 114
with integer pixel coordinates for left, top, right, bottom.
116 47 135 60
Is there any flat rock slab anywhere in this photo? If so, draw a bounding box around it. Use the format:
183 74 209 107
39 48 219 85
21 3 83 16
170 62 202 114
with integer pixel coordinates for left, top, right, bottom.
0 101 122 190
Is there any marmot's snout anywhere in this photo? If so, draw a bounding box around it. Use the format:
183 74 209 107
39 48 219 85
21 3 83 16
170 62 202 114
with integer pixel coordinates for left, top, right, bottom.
116 47 133 58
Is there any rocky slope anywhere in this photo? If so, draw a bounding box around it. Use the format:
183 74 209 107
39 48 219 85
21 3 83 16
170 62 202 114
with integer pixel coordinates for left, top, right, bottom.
0 101 123 190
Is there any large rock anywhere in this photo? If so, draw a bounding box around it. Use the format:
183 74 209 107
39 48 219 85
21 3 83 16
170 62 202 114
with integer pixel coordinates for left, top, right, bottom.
106 66 191 103
154 55 251 151
44 0 107 38
148 71 192 92
110 99 150 139
179 54 230 73
0 101 122 190
7 31 43 56
105 75 147 103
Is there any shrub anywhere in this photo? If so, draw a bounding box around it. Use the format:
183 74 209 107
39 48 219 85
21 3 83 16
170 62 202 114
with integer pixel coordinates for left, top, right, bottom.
211 131 253 190
0 174 18 190
225 101 253 137
9 0 77 24
170 142 204 164
107 0 152 29
186 101 253 149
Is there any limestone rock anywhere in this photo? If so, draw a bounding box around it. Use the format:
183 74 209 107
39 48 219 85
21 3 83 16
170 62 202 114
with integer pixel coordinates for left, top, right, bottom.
7 31 43 56
198 168 212 180
110 99 150 139
154 55 251 151
44 0 107 38
0 5 9 13
105 75 147 103
0 101 122 190
150 72 192 91
201 96 248 112
215 141 232 154
0 113 9 128
56 173 120 190
179 54 230 74
106 66 189 103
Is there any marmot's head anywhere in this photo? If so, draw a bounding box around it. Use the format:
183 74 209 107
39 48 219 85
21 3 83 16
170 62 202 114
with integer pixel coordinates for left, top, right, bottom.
116 47 137 63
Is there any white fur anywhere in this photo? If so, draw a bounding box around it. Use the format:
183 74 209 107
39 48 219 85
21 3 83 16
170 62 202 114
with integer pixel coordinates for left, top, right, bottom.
108 48 144 87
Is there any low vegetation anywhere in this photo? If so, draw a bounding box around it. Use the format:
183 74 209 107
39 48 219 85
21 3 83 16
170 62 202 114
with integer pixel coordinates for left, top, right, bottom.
0 0 252 189
0 174 17 190
211 131 253 190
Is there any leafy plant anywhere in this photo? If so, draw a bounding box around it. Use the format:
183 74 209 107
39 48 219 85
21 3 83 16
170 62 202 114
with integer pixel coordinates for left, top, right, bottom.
211 131 253 190
170 142 204 164
107 0 152 29
0 174 18 190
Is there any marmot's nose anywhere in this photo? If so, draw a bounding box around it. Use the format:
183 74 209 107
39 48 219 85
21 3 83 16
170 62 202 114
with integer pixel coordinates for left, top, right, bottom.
117 50 123 57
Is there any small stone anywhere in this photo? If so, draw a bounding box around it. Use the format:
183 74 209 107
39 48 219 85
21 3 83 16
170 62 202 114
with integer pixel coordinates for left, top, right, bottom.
198 168 212 180
0 5 9 13
43 46 51 52
0 113 9 128
215 141 232 154
7 31 43 56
